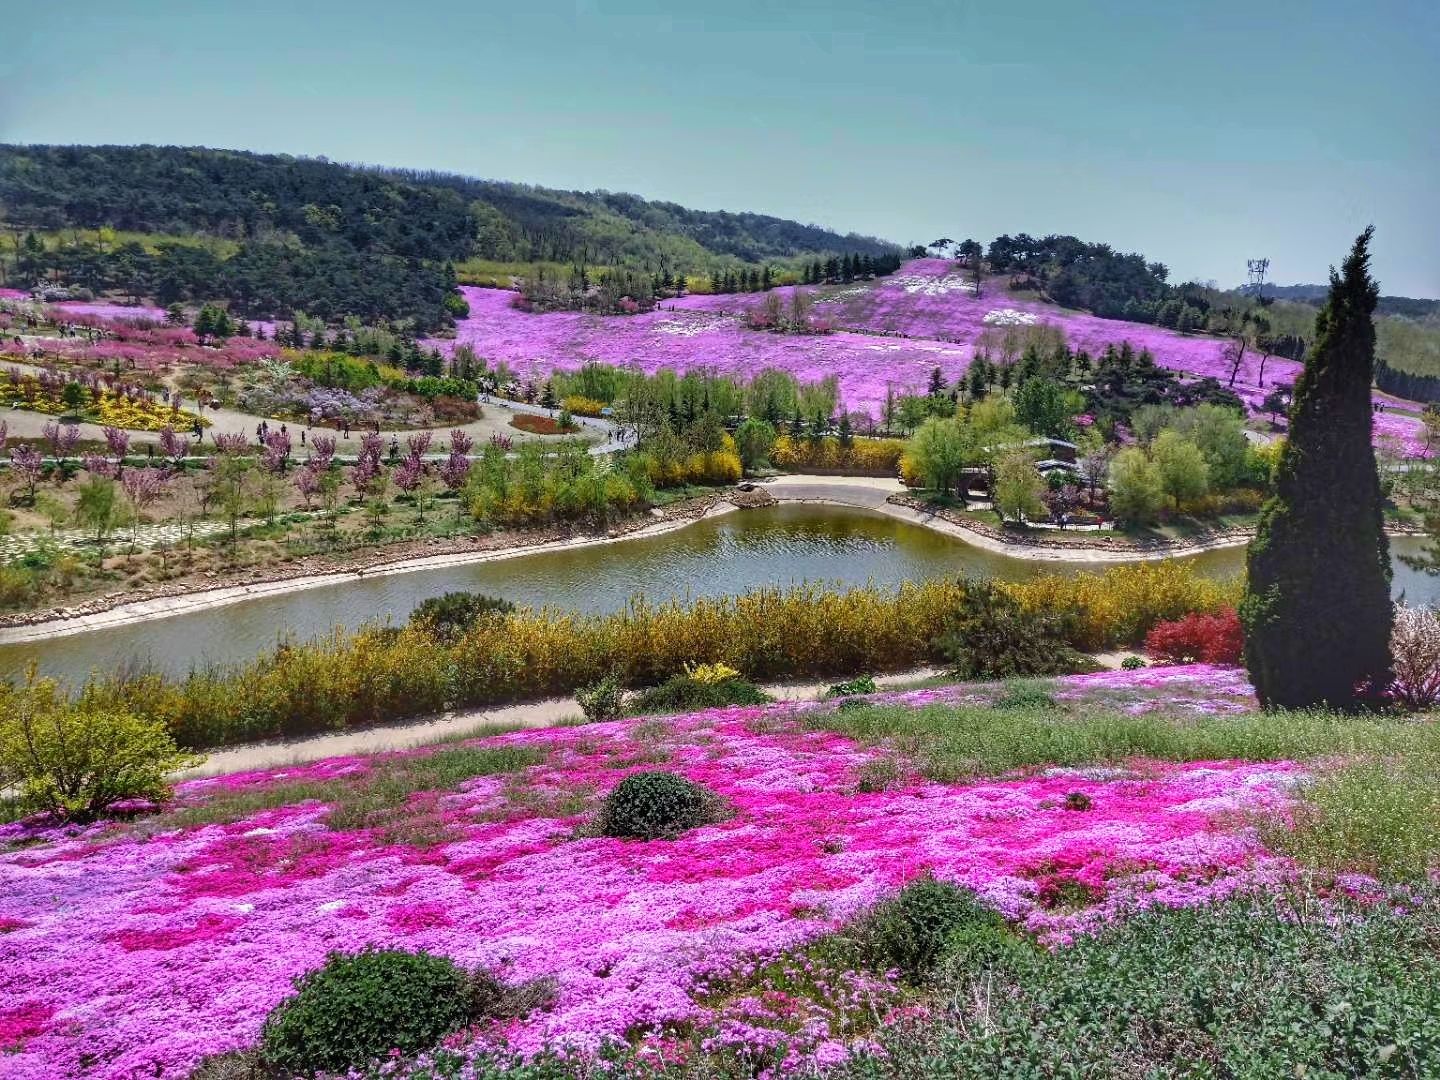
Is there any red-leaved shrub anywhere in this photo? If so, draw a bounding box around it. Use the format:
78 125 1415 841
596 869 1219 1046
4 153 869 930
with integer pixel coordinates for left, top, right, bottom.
1144 608 1243 665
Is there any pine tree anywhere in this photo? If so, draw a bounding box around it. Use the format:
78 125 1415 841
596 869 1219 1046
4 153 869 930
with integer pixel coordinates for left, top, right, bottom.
1240 228 1392 710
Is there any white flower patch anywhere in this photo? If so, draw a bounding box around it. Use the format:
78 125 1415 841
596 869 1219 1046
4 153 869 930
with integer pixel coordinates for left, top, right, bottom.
815 287 869 304
653 313 730 337
890 274 978 297
982 309 1039 326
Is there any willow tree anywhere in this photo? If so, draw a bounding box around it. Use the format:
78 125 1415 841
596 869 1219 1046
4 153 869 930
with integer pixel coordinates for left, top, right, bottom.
1240 228 1392 709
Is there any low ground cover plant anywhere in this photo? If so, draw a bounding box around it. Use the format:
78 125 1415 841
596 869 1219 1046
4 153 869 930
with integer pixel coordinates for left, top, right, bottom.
825 675 878 698
6 667 1440 1078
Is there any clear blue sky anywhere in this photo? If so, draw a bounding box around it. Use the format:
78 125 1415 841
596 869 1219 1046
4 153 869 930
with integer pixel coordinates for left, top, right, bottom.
4 0 1436 296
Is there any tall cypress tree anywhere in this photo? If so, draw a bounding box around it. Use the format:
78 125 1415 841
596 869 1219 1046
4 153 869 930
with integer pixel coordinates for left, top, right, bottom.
1240 227 1391 709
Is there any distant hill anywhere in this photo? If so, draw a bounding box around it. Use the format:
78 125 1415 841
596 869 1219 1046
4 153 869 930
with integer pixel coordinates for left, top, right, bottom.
1248 283 1439 319
0 144 901 330
0 144 897 272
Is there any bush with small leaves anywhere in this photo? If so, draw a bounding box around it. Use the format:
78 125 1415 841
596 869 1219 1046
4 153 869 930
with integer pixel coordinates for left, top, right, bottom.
596 770 725 840
1121 655 1148 670
826 675 878 699
260 949 480 1076
576 674 625 722
851 875 1016 983
934 580 1089 680
0 676 202 823
409 592 515 642
628 673 771 715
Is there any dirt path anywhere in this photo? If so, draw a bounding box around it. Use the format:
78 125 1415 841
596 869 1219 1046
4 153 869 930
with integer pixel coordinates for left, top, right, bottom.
184 666 945 778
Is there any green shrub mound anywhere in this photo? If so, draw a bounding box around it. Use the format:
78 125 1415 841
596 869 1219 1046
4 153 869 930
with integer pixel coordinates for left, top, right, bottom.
628 673 771 715
408 591 515 642
260 948 479 1076
852 876 1017 983
576 674 625 722
0 677 202 823
825 675 878 699
597 770 725 841
933 580 1090 680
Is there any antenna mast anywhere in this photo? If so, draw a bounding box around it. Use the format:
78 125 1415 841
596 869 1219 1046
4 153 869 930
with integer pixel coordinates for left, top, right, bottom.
1246 258 1270 296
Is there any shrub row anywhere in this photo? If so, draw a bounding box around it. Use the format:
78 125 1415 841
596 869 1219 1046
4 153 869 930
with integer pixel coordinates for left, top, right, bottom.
769 434 906 474
19 564 1234 752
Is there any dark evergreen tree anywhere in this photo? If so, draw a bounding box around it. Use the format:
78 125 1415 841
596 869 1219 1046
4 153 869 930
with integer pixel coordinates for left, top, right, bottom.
1240 228 1392 710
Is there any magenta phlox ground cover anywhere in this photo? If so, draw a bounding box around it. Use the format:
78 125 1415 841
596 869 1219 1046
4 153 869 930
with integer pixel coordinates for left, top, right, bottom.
423 260 1430 454
0 666 1313 1078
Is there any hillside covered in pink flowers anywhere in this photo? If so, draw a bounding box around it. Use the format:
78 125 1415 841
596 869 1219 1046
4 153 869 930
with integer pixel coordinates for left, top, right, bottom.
422 259 1430 454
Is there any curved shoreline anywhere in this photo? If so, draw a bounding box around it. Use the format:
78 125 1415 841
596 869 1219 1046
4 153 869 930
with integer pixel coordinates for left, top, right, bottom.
1 473 1425 643
0 502 741 645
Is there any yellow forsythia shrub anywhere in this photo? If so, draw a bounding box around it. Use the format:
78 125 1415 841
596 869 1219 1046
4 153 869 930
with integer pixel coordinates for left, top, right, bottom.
899 453 925 488
561 395 607 418
771 435 905 474
1003 561 1241 651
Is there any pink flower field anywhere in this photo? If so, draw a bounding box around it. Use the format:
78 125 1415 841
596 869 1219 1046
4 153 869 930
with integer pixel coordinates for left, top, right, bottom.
0 666 1312 1079
424 260 1432 455
428 285 975 414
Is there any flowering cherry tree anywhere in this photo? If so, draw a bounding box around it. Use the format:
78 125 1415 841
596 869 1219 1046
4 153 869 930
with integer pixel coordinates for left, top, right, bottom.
8 444 44 503
159 425 192 470
120 467 170 550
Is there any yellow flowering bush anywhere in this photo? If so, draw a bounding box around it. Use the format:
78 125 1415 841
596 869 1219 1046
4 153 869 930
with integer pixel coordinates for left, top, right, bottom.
644 435 743 488
68 565 1230 750
771 435 906 474
2 376 209 432
1003 561 1241 651
561 395 608 418
683 661 742 684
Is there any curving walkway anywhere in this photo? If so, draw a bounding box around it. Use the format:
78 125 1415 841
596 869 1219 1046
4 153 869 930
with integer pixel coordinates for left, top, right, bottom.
1 355 627 455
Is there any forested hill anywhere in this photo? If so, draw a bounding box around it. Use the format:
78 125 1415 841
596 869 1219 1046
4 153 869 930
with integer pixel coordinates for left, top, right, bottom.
0 144 897 272
1253 283 1438 318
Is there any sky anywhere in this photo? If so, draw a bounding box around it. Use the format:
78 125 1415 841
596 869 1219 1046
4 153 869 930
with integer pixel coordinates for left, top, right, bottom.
3 0 1436 296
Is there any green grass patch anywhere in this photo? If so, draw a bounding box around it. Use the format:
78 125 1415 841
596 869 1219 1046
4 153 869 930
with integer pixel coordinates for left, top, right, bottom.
153 744 547 836
808 697 1440 783
1264 760 1440 882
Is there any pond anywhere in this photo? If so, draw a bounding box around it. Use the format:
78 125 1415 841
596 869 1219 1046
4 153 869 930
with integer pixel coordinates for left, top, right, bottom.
4 504 1436 686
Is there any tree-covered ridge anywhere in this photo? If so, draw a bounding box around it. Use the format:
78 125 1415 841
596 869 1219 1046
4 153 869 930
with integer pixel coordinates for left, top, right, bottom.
0 144 898 271
984 233 1174 319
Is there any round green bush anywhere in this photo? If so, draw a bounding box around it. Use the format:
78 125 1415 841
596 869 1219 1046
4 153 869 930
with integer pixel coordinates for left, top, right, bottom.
597 770 723 840
260 948 477 1076
859 876 1013 982
409 591 514 642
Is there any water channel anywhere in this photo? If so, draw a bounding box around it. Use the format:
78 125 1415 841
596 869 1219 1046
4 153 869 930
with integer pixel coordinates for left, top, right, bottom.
4 504 1435 685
